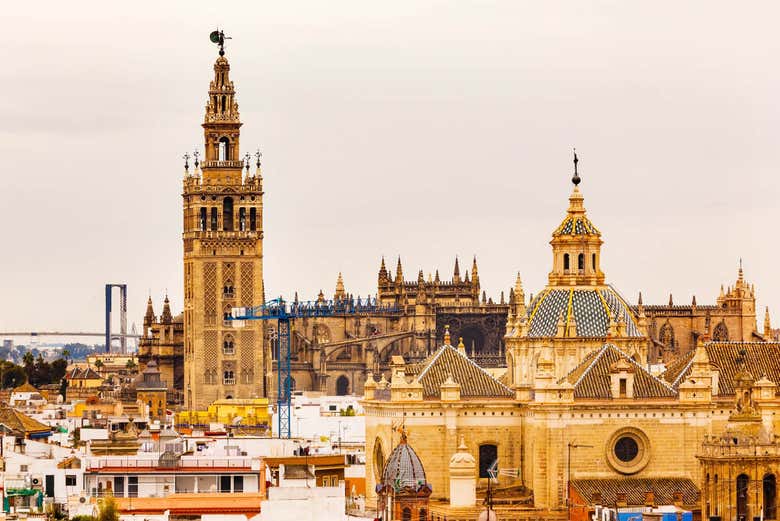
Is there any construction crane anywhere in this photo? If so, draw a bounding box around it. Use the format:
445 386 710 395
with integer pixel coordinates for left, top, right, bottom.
231 296 399 438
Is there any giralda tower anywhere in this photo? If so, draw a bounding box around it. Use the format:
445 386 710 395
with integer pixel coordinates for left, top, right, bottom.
183 35 266 409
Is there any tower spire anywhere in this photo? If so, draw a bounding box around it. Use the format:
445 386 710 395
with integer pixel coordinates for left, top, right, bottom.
453 256 461 283
765 307 773 339
572 148 581 186
144 296 155 327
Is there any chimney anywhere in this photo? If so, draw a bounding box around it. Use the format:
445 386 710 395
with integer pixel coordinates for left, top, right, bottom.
592 492 602 506
644 490 655 507
672 491 683 507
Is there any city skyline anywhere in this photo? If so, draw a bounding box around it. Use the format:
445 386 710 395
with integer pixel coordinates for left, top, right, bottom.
2 1 779 331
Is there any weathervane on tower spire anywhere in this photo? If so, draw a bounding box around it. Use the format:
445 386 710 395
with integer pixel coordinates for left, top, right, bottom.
572 148 581 186
209 29 231 56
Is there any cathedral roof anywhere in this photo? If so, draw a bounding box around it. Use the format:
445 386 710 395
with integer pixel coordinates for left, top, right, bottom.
561 344 676 399
660 350 697 388
381 435 429 491
665 342 780 396
571 477 699 508
414 344 513 399
526 286 643 338
553 212 601 237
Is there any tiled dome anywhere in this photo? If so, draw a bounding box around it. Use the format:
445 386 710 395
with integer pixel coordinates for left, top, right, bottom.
526 286 642 338
381 435 429 491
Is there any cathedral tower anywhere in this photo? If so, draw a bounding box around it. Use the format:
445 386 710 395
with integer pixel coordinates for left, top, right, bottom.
183 37 265 409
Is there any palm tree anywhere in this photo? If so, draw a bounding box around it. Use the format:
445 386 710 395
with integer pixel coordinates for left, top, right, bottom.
62 349 71 364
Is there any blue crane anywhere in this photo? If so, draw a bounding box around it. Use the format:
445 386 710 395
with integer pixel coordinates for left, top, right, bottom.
231 296 399 438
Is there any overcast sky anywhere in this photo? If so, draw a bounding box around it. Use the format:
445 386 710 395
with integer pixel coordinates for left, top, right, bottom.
2 1 779 335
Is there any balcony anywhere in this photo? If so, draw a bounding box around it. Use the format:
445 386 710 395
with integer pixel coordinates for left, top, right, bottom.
201 160 245 169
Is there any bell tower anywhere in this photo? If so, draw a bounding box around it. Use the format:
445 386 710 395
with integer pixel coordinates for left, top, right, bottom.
183 32 266 410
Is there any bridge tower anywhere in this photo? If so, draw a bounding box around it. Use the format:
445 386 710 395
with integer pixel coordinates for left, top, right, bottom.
105 283 127 353
183 33 266 410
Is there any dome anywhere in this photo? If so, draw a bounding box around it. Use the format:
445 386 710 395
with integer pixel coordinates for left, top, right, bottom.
525 286 643 338
381 435 429 490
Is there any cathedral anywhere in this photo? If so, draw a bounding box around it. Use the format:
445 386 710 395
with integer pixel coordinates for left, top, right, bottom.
363 167 780 520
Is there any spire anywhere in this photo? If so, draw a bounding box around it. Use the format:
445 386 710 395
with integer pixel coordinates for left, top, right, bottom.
668 293 674 306
765 307 773 339
161 294 173 324
453 257 461 283
444 325 451 346
692 295 697 307
637 291 643 306
417 270 425 284
201 31 244 186
144 296 155 327
434 269 440 283
395 257 404 284
471 256 480 288
572 148 581 186
334 272 346 300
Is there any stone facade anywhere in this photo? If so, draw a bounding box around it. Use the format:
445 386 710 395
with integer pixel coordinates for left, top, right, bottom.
182 52 266 410
363 167 777 518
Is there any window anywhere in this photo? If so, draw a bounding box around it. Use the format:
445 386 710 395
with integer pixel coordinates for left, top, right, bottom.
66 475 77 487
210 207 218 231
478 444 498 478
234 475 244 493
200 207 207 231
239 208 246 231
20 464 28 472
619 378 627 397
402 507 412 521
128 476 138 498
419 509 427 521
592 253 596 270
223 371 235 385
563 253 570 271
249 208 257 231
218 137 230 161
113 476 125 497
577 253 584 272
614 436 639 462
223 197 234 231
223 336 235 355
765 474 777 520
220 475 232 493
322 476 330 487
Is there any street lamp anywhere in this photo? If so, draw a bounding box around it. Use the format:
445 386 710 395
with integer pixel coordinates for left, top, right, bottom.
567 442 593 520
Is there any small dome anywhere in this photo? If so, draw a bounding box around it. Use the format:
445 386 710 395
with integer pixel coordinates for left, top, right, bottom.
526 287 642 338
381 434 429 490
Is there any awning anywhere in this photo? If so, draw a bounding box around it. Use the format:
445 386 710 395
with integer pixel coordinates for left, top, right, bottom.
28 431 52 439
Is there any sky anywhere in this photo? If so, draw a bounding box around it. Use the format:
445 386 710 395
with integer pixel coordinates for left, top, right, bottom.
1 1 779 334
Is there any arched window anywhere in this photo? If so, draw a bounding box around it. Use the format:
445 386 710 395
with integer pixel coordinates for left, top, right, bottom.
223 197 234 231
223 335 235 355
239 208 246 231
223 279 234 297
210 207 218 231
373 438 385 480
659 322 675 348
578 253 584 271
221 95 226 112
336 375 349 396
563 253 570 271
592 253 596 270
713 321 729 341
249 208 257 231
765 474 776 520
200 207 207 231
402 508 412 521
419 509 427 521
223 370 235 385
737 473 749 519
478 444 498 478
218 137 230 161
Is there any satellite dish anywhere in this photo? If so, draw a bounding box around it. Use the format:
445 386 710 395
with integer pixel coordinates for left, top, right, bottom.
209 31 221 44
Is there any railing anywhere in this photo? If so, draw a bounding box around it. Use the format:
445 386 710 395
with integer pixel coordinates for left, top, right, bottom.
87 457 254 470
201 160 245 169
699 442 780 458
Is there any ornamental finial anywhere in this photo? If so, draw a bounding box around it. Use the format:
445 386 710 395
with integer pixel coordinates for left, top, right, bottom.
572 148 581 186
209 30 231 57
183 152 190 172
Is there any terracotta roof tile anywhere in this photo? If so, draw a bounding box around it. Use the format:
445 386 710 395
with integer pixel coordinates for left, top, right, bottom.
703 342 780 396
0 407 52 435
571 477 699 507
115 493 263 515
416 345 513 399
561 344 677 399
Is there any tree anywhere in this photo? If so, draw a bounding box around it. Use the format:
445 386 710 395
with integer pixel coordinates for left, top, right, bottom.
33 354 50 386
1 362 25 389
97 495 119 521
50 358 68 383
22 351 34 382
94 359 104 372
125 359 137 372
62 349 71 364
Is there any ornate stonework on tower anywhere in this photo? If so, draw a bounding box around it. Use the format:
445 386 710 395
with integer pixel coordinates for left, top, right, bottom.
183 40 265 410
